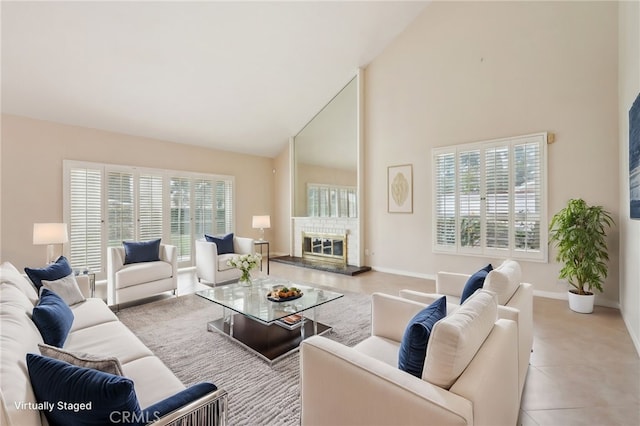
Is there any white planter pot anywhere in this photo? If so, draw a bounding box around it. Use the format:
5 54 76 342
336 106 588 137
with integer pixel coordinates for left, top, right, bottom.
567 291 595 314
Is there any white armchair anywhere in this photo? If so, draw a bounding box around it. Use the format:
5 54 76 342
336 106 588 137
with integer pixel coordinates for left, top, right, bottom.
107 244 177 307
300 290 519 426
195 237 255 285
399 259 533 400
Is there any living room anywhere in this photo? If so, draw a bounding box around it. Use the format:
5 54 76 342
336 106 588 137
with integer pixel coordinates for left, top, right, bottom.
1 1 639 426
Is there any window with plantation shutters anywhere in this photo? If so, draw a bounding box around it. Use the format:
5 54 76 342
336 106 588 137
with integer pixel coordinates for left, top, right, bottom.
306 183 357 218
64 160 235 278
432 133 547 261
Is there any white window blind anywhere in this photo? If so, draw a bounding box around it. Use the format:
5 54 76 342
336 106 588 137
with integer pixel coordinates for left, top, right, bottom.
170 177 192 262
433 133 547 261
215 180 234 235
138 174 164 241
306 183 357 218
194 179 214 236
107 171 134 247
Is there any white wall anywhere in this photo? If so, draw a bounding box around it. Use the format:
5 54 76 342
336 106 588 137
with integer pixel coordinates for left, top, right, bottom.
618 0 640 354
1 114 275 270
364 1 620 303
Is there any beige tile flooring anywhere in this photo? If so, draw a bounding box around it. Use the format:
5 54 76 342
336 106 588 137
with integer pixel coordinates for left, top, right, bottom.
177 262 640 426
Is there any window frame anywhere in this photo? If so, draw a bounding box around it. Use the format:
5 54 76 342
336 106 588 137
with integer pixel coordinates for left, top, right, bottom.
432 132 548 262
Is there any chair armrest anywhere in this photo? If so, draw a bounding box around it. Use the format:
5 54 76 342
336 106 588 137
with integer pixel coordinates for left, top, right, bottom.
147 387 228 426
300 336 472 426
399 290 461 315
234 237 255 255
371 293 428 343
435 272 469 297
160 244 178 270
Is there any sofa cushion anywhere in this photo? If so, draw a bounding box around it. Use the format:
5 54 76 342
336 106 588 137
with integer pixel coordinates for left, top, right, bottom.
1 261 39 304
0 282 34 316
205 233 234 254
143 382 217 419
483 260 521 304
123 239 161 264
24 255 73 291
115 261 173 289
423 290 498 389
353 336 400 368
69 298 119 332
460 264 492 304
42 273 86 306
122 356 187 408
39 343 124 376
32 288 74 347
398 296 447 378
27 353 143 426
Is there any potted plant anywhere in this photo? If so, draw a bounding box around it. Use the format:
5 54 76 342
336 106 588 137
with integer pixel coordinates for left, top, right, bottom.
549 198 614 313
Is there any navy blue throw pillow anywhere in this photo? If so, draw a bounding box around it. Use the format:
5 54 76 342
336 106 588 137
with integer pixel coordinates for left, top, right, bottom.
143 382 217 420
204 233 234 255
123 239 161 265
32 288 74 347
27 353 144 426
460 264 493 304
25 256 73 290
398 296 447 378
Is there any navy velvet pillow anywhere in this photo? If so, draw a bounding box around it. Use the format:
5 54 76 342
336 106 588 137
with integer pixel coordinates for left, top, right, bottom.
143 382 218 420
123 239 161 265
204 233 234 255
32 288 74 347
398 296 447 378
27 353 144 426
24 256 73 290
460 264 493 304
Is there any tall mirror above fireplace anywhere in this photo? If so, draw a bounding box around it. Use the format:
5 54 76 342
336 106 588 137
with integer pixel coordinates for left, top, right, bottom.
292 74 362 266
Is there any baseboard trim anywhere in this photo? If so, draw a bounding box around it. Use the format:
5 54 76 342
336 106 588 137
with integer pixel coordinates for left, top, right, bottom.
369 266 436 281
621 309 640 357
533 290 620 309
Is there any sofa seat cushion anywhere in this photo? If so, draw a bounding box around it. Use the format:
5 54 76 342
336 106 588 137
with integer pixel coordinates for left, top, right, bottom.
122 356 186 408
0 302 45 426
65 321 153 364
115 261 172 289
423 290 498 389
483 260 521 304
354 336 400 368
1 261 39 304
217 253 237 271
69 298 119 332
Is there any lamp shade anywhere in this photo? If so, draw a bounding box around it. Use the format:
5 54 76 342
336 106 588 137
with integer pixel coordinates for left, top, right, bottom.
33 223 69 245
252 215 271 229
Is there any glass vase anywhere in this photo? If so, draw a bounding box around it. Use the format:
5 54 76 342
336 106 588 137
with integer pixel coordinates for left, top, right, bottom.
239 269 252 287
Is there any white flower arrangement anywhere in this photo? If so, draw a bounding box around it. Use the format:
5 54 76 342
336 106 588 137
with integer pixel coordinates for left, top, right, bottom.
227 253 262 283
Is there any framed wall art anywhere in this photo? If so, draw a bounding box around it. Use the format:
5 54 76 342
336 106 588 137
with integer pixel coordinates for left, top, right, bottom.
388 164 413 213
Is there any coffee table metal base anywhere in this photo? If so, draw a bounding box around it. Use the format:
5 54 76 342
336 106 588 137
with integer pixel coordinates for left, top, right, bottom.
206 314 331 364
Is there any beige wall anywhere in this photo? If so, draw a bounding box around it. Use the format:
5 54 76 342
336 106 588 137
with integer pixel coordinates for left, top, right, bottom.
273 143 291 256
619 0 640 353
364 1 620 304
1 114 275 270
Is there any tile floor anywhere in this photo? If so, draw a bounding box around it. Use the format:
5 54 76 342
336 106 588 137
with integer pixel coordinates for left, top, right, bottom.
176 262 640 426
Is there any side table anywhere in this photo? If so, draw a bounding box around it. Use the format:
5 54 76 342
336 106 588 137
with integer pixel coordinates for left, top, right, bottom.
254 240 270 275
75 270 96 297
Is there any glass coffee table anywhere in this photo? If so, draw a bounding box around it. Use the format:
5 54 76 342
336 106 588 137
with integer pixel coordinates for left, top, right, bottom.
196 277 343 364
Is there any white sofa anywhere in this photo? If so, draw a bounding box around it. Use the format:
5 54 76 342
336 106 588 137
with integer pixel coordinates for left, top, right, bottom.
108 244 178 307
195 237 255 285
0 261 226 426
399 259 533 399
300 290 519 426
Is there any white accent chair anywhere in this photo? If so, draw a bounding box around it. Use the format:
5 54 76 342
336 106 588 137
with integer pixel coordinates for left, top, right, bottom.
107 244 178 307
300 290 519 426
399 259 533 400
195 237 255 285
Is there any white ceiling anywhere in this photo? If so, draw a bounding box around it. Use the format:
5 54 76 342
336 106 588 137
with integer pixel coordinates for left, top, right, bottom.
1 1 428 159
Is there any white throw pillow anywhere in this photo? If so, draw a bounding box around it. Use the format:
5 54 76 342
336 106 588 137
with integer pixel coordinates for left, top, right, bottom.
41 273 86 306
38 343 124 376
483 259 521 305
0 283 35 316
422 289 498 389
0 262 39 304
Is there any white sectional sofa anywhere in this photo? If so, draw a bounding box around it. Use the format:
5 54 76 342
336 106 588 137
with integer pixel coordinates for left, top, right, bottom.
300 290 520 426
399 259 533 399
0 262 227 426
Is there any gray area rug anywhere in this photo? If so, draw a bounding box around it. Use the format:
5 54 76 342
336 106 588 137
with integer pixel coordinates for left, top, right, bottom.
117 287 371 426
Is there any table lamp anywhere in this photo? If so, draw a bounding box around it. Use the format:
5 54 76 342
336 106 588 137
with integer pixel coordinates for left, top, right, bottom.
252 215 271 241
33 223 69 264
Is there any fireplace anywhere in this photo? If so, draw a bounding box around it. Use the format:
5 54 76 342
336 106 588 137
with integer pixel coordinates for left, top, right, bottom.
302 232 347 266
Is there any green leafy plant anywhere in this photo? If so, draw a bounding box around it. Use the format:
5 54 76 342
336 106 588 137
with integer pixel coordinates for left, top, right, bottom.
549 199 614 295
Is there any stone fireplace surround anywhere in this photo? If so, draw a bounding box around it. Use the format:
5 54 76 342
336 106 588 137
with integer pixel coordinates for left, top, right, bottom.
292 217 360 267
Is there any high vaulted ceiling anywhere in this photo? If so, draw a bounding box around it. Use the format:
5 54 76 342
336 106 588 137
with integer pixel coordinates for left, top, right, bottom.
1 1 428 158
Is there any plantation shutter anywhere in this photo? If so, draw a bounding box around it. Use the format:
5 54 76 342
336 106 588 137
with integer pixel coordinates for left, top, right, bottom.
107 171 134 246
485 145 510 251
215 180 234 234
138 174 164 242
68 167 103 274
194 179 214 238
513 140 542 254
458 150 481 250
434 151 456 249
170 177 191 262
